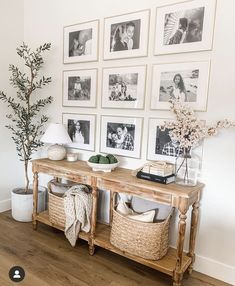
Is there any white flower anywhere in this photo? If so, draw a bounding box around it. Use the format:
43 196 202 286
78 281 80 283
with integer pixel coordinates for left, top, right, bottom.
161 99 235 150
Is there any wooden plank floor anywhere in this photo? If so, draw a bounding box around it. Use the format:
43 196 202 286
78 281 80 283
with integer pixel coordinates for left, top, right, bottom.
0 211 231 286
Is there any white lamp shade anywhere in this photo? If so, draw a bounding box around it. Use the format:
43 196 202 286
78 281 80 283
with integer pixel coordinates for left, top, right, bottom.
41 123 72 144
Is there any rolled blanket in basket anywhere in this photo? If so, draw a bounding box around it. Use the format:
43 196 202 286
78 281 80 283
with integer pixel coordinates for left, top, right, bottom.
63 185 92 247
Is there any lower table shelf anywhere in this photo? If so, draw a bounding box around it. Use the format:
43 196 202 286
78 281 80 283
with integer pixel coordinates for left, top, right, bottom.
36 210 192 276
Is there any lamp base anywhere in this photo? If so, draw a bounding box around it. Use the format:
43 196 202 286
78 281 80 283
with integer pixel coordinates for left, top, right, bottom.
47 144 66 160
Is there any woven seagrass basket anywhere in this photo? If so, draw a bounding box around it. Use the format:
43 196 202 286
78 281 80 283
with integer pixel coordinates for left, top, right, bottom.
48 179 75 228
110 206 173 260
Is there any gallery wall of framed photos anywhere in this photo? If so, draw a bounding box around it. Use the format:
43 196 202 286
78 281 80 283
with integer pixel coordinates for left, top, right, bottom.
61 0 217 167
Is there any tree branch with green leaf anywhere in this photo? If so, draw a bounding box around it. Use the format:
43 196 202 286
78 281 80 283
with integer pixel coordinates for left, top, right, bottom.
0 43 53 193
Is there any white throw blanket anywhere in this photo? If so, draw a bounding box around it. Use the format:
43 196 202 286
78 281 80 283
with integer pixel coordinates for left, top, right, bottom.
63 185 92 247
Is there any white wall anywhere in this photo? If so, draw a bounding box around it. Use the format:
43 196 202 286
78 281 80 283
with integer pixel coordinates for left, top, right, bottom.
0 0 24 211
0 0 233 284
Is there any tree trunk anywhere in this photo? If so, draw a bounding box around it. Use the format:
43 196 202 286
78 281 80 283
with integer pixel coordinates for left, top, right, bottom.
24 160 29 193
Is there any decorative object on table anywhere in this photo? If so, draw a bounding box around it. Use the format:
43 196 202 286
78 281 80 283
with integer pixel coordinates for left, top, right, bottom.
103 10 150 60
100 115 143 159
154 0 216 55
0 43 52 222
132 162 175 184
62 69 97 108
110 193 173 260
62 113 96 151
41 123 72 161
161 99 235 186
87 154 119 172
63 20 99 64
66 152 79 162
150 61 210 111
137 171 175 185
102 65 146 109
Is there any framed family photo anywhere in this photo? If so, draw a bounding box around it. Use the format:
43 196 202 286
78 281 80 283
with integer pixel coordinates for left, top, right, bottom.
62 113 96 151
103 10 150 60
150 61 210 111
147 118 181 164
154 0 216 55
62 69 97 107
147 118 203 163
102 65 146 109
63 20 99 63
100 116 143 158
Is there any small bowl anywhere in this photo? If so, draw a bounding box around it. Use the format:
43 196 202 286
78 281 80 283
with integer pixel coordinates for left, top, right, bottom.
87 161 119 172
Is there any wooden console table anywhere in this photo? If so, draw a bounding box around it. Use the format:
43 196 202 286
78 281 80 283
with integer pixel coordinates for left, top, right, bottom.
32 158 204 286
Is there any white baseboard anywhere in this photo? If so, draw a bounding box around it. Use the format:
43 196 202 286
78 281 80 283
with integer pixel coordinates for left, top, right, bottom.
0 199 11 213
195 254 235 285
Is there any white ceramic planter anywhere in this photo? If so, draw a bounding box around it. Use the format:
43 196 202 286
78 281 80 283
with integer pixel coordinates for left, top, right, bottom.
11 186 46 222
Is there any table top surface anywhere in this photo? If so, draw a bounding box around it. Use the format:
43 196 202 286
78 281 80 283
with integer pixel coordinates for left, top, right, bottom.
32 158 204 198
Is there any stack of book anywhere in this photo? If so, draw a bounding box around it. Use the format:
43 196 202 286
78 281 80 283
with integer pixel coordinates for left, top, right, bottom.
136 163 175 184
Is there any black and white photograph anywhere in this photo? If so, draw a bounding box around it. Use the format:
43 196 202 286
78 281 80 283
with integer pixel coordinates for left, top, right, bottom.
64 20 99 63
63 69 97 107
150 61 210 111
102 66 146 109
68 119 90 144
163 7 205 46
62 113 96 151
110 19 141 52
154 0 216 55
147 118 180 163
106 123 135 151
100 116 142 158
103 10 149 60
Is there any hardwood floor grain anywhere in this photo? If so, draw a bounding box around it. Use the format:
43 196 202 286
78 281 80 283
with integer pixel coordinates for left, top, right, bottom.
0 211 231 286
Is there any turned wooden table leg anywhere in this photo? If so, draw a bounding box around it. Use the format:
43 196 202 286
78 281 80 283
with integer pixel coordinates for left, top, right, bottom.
32 171 38 230
89 178 98 256
187 193 200 274
173 200 188 286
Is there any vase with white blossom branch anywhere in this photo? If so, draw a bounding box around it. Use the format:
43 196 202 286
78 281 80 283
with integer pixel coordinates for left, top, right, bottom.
161 99 234 186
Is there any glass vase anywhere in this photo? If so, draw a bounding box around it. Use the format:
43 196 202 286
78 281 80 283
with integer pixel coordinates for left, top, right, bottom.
175 148 200 187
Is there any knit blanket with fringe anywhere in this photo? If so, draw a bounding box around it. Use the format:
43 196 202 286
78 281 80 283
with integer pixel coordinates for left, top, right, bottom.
63 185 92 247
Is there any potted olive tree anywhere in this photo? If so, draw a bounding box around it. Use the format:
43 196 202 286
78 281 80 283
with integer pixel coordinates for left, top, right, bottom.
0 43 53 222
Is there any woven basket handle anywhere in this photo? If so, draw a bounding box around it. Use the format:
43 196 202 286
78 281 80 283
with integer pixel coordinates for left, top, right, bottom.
163 207 175 226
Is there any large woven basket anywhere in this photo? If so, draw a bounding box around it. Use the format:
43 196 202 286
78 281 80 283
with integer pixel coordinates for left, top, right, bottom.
110 207 173 260
48 180 75 228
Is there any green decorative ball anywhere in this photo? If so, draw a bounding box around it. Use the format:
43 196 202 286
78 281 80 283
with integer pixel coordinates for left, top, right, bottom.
88 155 99 163
99 155 110 164
106 154 118 164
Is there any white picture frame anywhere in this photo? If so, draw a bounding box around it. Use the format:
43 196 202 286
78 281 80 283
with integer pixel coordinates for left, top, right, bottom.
150 61 210 111
62 113 96 151
62 69 97 108
103 10 150 60
147 118 203 163
102 65 146 109
100 116 143 158
63 20 99 64
154 0 216 55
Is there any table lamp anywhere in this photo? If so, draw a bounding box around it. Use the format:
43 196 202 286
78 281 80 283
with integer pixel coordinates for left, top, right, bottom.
41 123 72 160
